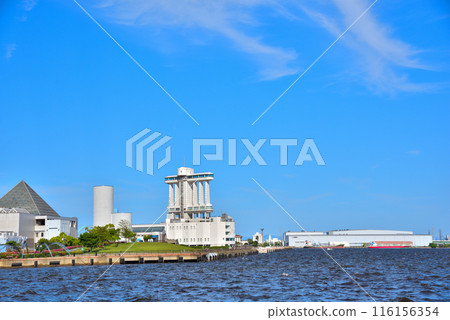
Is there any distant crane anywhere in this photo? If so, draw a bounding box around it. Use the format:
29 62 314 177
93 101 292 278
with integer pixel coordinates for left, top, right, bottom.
261 228 264 245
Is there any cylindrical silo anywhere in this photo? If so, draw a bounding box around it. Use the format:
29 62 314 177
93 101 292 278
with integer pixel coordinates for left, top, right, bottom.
112 212 132 229
93 186 113 227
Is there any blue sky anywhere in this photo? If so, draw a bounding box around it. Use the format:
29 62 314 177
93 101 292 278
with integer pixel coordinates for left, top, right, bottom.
1 0 449 239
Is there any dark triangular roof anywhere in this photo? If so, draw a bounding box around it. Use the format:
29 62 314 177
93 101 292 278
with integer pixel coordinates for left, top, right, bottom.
0 180 59 216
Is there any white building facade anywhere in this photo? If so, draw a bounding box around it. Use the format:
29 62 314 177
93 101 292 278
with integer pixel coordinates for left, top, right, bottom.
284 229 432 247
165 167 235 247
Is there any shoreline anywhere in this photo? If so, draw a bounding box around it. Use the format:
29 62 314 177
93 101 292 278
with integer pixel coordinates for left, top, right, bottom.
0 247 282 269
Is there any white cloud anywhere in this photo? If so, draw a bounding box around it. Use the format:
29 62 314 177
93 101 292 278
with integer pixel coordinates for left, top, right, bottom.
297 0 433 92
91 0 434 89
94 0 298 80
5 44 16 60
22 0 38 11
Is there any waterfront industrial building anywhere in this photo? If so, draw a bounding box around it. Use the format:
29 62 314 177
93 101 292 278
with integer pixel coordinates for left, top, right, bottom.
164 167 235 247
284 229 432 247
132 223 166 242
0 180 78 247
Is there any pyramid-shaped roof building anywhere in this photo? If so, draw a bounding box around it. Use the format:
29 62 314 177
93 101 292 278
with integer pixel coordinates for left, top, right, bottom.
0 180 60 217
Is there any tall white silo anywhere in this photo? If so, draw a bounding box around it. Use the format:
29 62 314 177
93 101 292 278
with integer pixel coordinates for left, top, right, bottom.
93 186 113 227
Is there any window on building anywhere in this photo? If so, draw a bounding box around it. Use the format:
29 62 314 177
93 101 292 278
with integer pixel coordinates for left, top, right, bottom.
41 233 44 237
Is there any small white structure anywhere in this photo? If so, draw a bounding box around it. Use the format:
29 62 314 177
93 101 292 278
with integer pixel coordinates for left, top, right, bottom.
92 186 132 229
252 232 263 244
35 215 78 240
165 167 235 247
266 235 281 245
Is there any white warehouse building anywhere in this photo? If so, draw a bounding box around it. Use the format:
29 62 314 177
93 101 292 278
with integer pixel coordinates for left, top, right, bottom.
165 167 235 247
284 229 432 247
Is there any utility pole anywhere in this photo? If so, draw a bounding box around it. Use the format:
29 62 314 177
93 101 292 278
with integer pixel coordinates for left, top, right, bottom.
261 228 264 245
439 229 442 241
432 227 435 240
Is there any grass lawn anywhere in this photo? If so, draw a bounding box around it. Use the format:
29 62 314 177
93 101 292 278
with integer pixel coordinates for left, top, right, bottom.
93 242 198 253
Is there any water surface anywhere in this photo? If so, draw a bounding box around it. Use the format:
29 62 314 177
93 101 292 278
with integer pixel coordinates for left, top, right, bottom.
0 248 448 302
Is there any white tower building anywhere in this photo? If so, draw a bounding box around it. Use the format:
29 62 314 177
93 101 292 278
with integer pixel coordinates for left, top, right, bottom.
165 167 214 220
164 167 235 247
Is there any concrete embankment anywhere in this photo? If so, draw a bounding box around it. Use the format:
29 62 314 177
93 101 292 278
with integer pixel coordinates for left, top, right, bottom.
257 246 291 254
0 248 264 269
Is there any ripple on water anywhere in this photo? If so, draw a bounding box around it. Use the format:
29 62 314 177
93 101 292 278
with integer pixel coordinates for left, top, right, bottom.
0 249 449 302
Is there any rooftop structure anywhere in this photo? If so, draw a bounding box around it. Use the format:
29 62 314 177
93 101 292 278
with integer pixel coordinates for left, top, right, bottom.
165 167 214 220
0 180 59 217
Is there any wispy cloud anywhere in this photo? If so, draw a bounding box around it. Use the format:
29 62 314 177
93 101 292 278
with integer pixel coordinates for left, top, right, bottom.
22 0 38 12
5 44 16 60
90 0 435 89
407 150 421 155
297 0 434 92
94 0 298 80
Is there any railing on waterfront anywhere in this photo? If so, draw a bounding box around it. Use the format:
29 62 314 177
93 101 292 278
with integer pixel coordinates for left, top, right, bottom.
0 245 260 260
73 247 257 257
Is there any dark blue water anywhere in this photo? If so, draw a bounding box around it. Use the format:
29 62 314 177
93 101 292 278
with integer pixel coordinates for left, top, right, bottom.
0 249 448 302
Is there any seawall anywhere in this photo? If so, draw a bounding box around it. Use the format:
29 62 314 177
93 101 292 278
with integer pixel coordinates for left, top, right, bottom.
0 248 266 269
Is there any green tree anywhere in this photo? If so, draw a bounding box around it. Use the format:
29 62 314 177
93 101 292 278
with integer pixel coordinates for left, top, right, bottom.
49 232 80 246
90 224 120 246
79 232 100 252
118 219 136 243
429 242 437 248
143 235 152 242
5 240 19 247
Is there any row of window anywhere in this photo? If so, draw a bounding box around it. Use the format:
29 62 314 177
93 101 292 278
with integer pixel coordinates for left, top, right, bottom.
170 225 197 230
179 238 210 242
